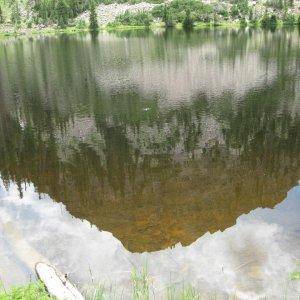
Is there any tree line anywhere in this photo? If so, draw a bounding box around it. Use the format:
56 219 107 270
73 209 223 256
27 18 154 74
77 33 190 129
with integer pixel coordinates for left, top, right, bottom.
0 0 299 31
0 0 99 31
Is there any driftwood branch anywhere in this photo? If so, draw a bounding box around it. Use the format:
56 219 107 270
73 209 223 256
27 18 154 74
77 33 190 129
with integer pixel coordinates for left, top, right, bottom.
35 262 84 300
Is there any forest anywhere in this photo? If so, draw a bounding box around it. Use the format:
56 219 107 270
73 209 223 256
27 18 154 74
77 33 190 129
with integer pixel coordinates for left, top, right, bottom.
0 0 299 32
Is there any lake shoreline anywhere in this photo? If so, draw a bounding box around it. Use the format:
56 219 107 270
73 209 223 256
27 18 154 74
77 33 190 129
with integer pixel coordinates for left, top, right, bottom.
0 21 298 38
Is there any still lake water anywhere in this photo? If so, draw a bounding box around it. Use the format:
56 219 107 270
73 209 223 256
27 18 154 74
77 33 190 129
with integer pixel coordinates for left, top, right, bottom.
0 28 300 298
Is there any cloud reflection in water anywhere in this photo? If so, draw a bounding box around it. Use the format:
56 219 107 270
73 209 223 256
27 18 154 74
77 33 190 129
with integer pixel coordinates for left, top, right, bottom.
0 179 299 299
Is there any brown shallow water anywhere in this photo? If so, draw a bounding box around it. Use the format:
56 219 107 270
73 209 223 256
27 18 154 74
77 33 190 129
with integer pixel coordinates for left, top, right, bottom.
0 28 300 298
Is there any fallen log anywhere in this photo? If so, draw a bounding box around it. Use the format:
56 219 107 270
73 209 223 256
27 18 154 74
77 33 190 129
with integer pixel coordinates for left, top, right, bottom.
35 262 84 300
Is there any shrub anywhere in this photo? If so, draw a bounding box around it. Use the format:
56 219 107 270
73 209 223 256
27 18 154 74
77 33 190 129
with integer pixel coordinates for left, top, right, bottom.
152 0 213 25
269 14 278 27
212 13 221 26
249 8 259 26
283 13 296 25
11 2 21 26
27 19 33 28
112 10 153 26
236 0 250 16
55 0 70 28
230 5 239 18
76 19 87 29
183 9 193 28
261 13 277 28
230 0 249 18
240 16 247 27
213 3 229 20
162 4 174 27
266 0 284 10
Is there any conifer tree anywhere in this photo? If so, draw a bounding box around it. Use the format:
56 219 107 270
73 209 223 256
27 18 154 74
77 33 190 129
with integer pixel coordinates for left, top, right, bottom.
55 0 69 28
183 8 193 29
11 2 21 27
162 4 173 27
0 6 4 24
89 0 99 32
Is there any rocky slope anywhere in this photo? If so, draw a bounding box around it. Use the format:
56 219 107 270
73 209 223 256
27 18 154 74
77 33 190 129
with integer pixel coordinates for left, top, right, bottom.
77 2 157 25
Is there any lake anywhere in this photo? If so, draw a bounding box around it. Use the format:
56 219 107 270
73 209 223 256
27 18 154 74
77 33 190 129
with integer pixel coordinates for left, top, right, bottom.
0 28 300 299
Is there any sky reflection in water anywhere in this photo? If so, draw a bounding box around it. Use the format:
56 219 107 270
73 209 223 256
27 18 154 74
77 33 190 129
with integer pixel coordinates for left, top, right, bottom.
0 29 300 298
0 179 299 299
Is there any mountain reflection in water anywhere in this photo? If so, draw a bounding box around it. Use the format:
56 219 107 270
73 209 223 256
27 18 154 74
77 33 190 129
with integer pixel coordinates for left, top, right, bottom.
0 28 300 297
0 179 299 298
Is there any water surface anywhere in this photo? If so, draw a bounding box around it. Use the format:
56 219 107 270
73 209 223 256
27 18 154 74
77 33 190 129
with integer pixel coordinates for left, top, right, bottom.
0 28 300 298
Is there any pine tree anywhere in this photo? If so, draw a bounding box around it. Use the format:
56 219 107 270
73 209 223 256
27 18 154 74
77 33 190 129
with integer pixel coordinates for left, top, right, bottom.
162 4 173 27
55 0 69 28
89 0 99 32
11 2 21 27
0 6 4 24
183 9 193 29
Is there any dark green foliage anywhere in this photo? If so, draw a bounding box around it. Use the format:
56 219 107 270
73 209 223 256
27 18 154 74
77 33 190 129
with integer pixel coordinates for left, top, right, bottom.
11 2 21 26
76 19 87 29
230 4 239 18
213 3 229 20
33 0 84 24
261 13 277 28
0 6 4 24
162 4 174 27
183 8 193 28
56 0 70 28
237 0 250 16
112 10 153 26
152 0 213 25
239 16 247 27
89 0 99 31
266 0 284 9
213 13 221 26
249 9 259 27
230 0 249 18
1 0 299 30
283 13 296 25
269 14 278 27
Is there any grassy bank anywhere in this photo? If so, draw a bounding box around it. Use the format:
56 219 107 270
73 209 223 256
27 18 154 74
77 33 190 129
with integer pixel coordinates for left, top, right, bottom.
0 281 52 300
1 267 300 300
0 20 299 39
0 0 300 39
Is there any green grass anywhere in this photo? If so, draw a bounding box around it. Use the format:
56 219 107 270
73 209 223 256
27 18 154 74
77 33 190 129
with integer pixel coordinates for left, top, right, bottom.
166 284 201 300
131 266 150 300
290 272 300 280
0 281 52 300
0 17 299 39
2 264 300 300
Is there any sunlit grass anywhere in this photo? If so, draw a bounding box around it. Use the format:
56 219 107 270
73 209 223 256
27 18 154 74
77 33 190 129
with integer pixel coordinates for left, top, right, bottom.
0 280 52 300
290 271 300 280
131 266 150 300
2 263 300 300
166 284 201 300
